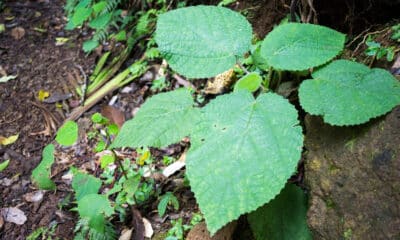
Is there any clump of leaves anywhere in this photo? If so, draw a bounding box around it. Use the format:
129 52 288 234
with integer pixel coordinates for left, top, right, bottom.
364 36 395 62
111 5 400 237
71 169 116 240
391 23 400 42
27 224 58 240
64 0 167 52
166 213 203 240
158 192 179 217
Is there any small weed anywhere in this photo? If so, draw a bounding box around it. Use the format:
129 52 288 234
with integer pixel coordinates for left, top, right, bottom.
27 223 58 240
365 36 395 61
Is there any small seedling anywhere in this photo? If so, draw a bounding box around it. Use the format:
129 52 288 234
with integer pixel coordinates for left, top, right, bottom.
365 36 395 61
0 159 9 172
151 76 169 91
158 191 179 217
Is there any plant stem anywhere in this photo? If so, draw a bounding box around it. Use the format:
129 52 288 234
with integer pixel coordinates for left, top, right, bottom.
66 60 148 122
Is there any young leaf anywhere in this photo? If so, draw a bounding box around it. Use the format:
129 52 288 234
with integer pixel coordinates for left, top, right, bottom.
299 60 400 125
122 175 141 196
31 144 56 190
261 23 345 71
234 72 262 92
92 1 107 14
72 7 93 26
72 171 102 201
83 40 99 52
158 192 180 217
100 154 115 169
111 88 199 148
187 91 303 234
89 13 112 30
155 6 252 78
77 194 114 233
0 159 10 172
248 184 312 240
56 120 78 146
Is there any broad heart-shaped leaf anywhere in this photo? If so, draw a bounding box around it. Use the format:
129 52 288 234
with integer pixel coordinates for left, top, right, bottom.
261 23 345 71
299 60 400 126
187 91 303 235
155 6 252 78
248 183 312 240
31 144 56 190
111 88 199 148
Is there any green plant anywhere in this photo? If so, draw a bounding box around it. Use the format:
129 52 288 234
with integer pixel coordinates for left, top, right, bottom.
64 0 167 52
391 23 400 42
151 76 169 91
27 223 58 240
364 36 395 62
110 5 400 236
248 184 312 240
0 159 9 172
31 144 56 190
165 213 203 240
71 169 116 240
56 120 79 146
158 191 179 217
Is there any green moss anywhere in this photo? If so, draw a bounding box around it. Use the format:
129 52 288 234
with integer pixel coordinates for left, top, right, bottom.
325 198 336 209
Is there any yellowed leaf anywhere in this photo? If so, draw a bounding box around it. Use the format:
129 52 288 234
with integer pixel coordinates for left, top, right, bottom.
0 134 19 145
38 90 50 101
138 150 150 166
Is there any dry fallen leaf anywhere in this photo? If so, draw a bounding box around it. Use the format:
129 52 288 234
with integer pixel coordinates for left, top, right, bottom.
143 218 154 239
11 27 25 40
101 105 125 129
0 75 17 83
118 228 133 240
1 207 27 225
23 190 44 203
0 134 19 146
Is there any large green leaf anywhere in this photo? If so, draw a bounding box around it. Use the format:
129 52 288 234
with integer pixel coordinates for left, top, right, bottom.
248 183 312 240
299 60 400 125
31 144 56 190
111 88 199 148
155 6 252 78
261 23 345 71
187 91 303 234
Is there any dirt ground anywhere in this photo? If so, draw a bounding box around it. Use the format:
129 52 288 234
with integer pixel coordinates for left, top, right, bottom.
0 0 399 239
0 0 96 238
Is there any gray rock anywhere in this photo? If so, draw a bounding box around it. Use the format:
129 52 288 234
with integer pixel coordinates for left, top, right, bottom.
304 107 400 240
